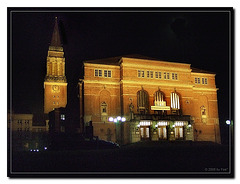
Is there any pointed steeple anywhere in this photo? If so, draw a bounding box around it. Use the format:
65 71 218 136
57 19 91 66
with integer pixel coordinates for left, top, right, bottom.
50 17 62 47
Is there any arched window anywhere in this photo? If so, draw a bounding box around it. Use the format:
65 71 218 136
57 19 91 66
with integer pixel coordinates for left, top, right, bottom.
154 90 165 106
137 89 149 114
170 92 180 110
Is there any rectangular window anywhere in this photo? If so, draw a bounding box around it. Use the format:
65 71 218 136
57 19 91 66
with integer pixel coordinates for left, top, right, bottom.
167 73 170 79
172 73 178 80
155 72 158 78
108 70 111 77
150 71 153 78
141 71 145 78
159 72 162 79
164 72 166 79
198 78 200 84
147 71 150 78
205 78 208 84
195 77 201 84
138 70 141 77
104 70 108 77
98 70 102 77
95 69 98 77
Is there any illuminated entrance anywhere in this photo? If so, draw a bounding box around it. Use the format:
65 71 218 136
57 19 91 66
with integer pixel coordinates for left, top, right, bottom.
139 121 151 140
156 121 168 140
174 122 184 139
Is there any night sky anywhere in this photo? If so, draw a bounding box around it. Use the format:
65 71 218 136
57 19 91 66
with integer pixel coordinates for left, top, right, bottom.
8 8 232 138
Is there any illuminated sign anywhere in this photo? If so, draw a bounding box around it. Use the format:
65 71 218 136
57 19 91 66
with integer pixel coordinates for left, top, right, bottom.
151 106 170 111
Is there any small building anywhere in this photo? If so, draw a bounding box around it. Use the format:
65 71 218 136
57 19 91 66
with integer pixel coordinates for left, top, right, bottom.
8 113 49 151
79 55 221 144
7 113 33 132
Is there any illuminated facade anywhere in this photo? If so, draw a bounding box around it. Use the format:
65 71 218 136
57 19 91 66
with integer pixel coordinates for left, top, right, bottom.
79 55 221 144
44 17 67 114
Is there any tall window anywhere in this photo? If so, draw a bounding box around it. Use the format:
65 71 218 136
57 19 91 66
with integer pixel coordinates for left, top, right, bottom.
154 90 165 106
137 89 149 114
171 92 180 110
150 71 153 78
104 70 108 77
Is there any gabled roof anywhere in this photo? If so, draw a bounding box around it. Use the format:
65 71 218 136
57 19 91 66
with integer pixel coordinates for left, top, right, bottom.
50 17 62 47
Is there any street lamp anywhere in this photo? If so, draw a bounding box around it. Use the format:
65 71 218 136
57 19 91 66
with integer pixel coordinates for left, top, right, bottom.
108 116 126 144
226 120 231 125
109 116 126 123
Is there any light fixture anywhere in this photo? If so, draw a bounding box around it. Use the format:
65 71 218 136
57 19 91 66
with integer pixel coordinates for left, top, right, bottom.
188 124 192 127
121 117 126 122
226 120 231 125
114 118 117 123
117 116 121 121
109 117 114 122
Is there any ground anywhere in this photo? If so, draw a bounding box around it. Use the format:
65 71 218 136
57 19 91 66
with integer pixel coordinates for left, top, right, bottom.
9 141 232 177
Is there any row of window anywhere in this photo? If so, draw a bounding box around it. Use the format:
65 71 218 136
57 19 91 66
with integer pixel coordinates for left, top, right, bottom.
138 70 178 80
95 69 112 78
53 101 59 105
195 77 208 85
17 120 30 124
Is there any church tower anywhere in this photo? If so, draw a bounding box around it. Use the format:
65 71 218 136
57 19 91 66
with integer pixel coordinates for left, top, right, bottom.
44 17 67 114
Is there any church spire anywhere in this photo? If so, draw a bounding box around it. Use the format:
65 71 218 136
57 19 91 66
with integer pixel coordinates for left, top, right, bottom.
50 17 62 47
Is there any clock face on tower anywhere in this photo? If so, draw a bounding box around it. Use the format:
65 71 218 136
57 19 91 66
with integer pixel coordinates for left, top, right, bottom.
52 85 60 92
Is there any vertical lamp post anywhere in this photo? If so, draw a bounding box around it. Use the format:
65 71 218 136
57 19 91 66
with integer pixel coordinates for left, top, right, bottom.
226 120 233 145
109 116 126 145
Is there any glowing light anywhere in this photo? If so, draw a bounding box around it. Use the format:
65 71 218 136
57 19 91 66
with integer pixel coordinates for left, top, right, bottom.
114 118 117 123
30 149 32 152
117 116 121 121
36 149 39 152
226 120 231 125
109 117 114 122
121 117 126 122
188 124 192 127
44 147 47 150
172 125 175 127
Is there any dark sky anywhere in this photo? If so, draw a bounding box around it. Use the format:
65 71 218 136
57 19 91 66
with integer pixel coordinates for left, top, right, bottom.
9 8 232 134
